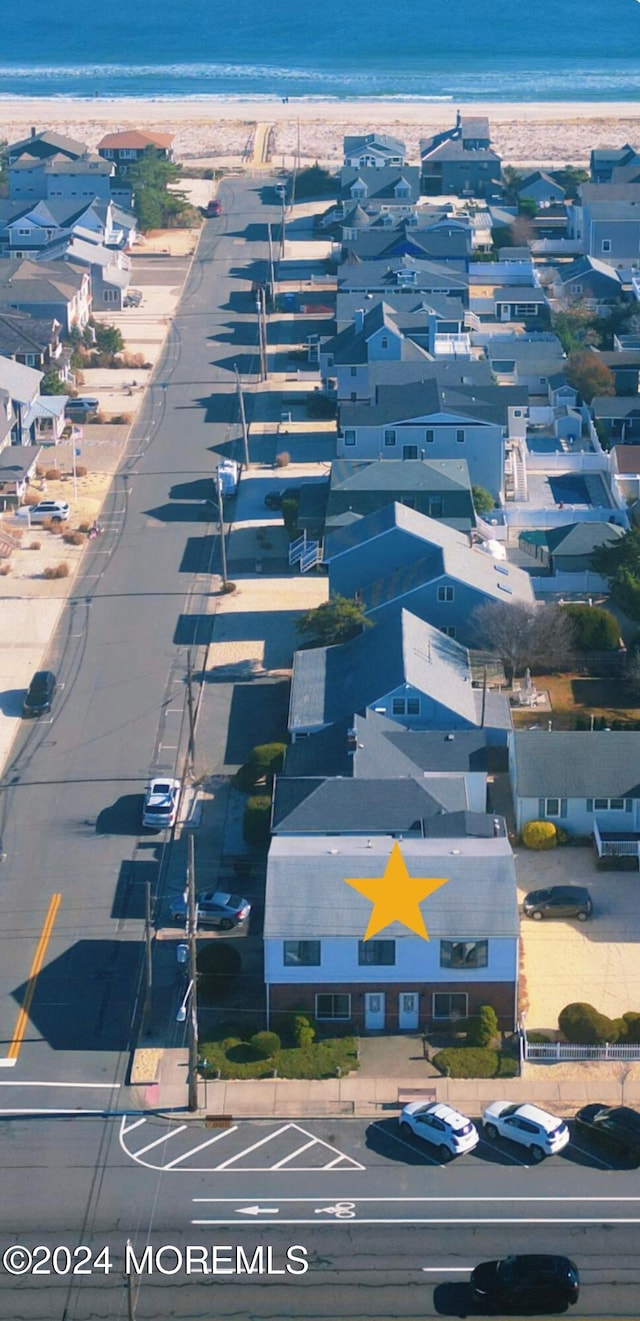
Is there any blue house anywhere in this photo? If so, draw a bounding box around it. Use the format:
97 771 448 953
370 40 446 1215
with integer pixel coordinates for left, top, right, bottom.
324 503 534 645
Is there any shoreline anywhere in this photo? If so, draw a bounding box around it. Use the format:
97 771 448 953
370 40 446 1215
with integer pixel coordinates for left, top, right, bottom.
3 97 640 169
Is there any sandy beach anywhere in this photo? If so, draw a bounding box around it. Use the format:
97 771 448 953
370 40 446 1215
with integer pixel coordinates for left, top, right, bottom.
2 97 640 168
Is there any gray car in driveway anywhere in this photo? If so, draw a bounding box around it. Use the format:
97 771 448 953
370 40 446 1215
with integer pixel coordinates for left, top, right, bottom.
169 890 251 931
523 885 593 921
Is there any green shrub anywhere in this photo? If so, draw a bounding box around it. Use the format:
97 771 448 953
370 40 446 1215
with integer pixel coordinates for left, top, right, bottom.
526 1031 552 1044
471 484 495 516
250 1030 282 1059
243 794 272 849
623 1012 640 1043
294 1014 316 1047
558 1001 620 1044
235 742 286 793
465 1005 500 1047
522 819 558 849
433 1047 500 1078
562 603 620 651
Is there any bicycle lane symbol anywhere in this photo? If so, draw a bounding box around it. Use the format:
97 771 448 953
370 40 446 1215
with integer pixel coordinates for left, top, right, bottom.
314 1202 357 1219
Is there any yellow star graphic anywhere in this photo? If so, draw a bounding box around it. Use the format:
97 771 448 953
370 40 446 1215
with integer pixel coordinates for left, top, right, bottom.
344 842 449 942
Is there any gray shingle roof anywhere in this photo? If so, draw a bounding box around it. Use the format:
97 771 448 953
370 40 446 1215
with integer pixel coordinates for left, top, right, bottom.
544 522 624 556
344 133 406 157
512 731 640 798
272 776 466 832
591 395 640 419
264 835 519 939
340 379 527 428
338 255 468 293
329 457 472 497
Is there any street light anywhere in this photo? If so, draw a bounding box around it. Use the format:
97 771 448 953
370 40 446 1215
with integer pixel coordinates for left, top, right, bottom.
176 979 194 1024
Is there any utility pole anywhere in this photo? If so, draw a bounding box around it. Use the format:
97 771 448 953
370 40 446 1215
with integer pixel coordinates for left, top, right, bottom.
126 1241 136 1321
215 469 228 588
234 364 250 469
144 880 153 1030
186 648 196 775
256 287 268 381
280 193 286 260
186 830 199 1113
267 222 275 303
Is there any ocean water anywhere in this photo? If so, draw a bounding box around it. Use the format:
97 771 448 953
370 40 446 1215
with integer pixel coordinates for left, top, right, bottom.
2 0 640 101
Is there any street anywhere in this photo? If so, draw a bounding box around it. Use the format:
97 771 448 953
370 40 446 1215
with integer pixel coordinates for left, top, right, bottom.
0 176 639 1317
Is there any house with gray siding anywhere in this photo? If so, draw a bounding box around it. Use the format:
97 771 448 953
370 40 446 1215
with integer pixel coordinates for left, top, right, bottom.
0 259 91 333
420 113 502 199
486 334 567 395
552 254 622 306
518 521 624 575
0 356 42 445
298 456 476 541
509 731 640 845
288 608 513 743
337 378 527 498
516 171 566 206
324 503 534 644
339 166 421 209
343 133 407 169
9 154 114 203
590 145 640 184
7 129 88 168
591 395 640 444
264 832 519 1032
337 255 468 304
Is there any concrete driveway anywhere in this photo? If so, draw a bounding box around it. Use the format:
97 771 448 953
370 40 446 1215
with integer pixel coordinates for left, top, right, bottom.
516 846 640 1030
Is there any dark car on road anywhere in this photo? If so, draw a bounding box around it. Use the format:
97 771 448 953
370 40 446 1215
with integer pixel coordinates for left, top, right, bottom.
575 1104 640 1163
522 885 592 921
471 1254 579 1311
205 199 222 217
23 670 57 717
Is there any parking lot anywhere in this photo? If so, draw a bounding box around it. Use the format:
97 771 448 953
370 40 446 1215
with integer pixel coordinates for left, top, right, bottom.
516 846 640 1029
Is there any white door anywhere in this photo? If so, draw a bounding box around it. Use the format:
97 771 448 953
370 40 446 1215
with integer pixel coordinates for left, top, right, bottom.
399 992 419 1031
364 992 385 1031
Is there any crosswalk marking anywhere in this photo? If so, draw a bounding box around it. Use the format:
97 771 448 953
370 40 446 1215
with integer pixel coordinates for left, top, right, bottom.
163 1127 239 1170
269 1139 318 1170
120 1117 366 1173
214 1125 293 1170
134 1124 188 1158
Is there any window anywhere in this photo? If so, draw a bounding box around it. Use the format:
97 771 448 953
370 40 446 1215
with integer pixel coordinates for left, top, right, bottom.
456 429 465 443
428 497 443 517
538 797 568 818
588 797 631 812
432 992 468 1020
514 304 538 318
350 366 357 377
103 290 118 303
425 428 434 443
437 585 454 602
440 940 488 969
343 429 356 446
392 696 420 716
513 409 522 417
402 445 418 459
316 993 351 1020
572 283 583 294
358 939 395 966
380 336 389 349
283 940 321 967
384 429 396 446
440 625 456 638
602 239 612 254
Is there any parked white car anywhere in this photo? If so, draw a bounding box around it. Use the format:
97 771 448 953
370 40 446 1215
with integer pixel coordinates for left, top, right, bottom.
400 1101 479 1160
142 777 181 829
27 499 70 524
483 1102 570 1162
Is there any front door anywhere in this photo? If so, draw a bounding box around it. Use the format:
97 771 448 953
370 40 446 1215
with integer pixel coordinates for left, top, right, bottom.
364 992 385 1031
399 992 419 1030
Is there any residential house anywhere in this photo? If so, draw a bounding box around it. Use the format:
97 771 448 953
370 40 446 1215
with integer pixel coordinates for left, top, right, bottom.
552 255 623 307
337 254 468 304
0 310 67 377
61 235 131 310
518 521 624 575
343 133 407 169
0 259 92 334
486 334 567 396
609 444 640 503
335 287 471 337
320 302 436 400
469 274 549 325
288 608 513 743
9 153 115 203
321 306 483 401
420 113 502 198
341 221 472 269
516 171 566 207
509 731 640 855
0 198 137 259
0 356 42 444
283 709 497 813
272 775 471 836
298 455 476 541
591 348 640 395
7 128 88 167
591 395 640 444
339 166 421 210
325 503 534 644
571 182 640 265
97 129 174 165
590 145 640 184
264 832 519 1031
337 378 528 497
0 443 42 508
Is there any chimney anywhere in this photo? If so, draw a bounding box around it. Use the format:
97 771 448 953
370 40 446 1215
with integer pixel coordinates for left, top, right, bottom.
456 108 461 130
354 308 365 333
31 126 36 138
346 727 358 755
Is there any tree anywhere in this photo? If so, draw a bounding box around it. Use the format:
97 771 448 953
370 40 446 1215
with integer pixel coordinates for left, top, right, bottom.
293 165 337 199
552 305 602 354
39 369 67 396
591 530 640 621
234 742 286 793
242 795 272 849
471 601 574 684
565 349 615 403
127 150 193 231
471 485 495 516
465 1004 500 1047
517 196 538 219
561 603 620 651
296 594 372 648
552 166 589 197
93 322 124 355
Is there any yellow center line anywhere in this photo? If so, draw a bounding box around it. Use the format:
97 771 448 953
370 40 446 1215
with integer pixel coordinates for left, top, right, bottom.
7 893 62 1061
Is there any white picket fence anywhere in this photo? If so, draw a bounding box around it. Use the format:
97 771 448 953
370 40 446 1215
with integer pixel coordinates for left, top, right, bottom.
524 1040 640 1062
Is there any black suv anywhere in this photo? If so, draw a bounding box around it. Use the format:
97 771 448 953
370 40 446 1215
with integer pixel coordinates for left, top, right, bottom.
471 1254 579 1310
522 885 592 921
575 1104 640 1163
23 670 56 717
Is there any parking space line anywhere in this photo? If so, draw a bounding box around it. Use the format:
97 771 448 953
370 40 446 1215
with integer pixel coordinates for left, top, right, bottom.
214 1125 293 1169
476 1138 526 1166
371 1122 441 1165
121 1117 146 1135
133 1124 189 1158
163 1127 239 1169
568 1141 615 1170
270 1139 318 1170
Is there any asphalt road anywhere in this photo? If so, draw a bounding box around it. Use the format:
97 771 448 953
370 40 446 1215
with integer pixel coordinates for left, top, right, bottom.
0 178 639 1317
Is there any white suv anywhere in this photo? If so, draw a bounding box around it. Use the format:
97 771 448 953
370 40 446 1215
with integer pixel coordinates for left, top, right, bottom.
483 1102 570 1162
27 499 70 524
400 1101 479 1161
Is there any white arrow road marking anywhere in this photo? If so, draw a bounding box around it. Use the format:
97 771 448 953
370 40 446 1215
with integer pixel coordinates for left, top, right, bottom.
237 1206 280 1216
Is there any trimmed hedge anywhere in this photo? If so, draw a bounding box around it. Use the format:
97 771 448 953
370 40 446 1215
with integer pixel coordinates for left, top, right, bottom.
242 794 272 849
250 1031 282 1059
562 603 620 651
522 819 557 850
433 1047 517 1079
558 1001 620 1044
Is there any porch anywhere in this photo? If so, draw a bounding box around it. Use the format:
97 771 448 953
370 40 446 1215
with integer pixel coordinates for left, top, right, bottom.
593 818 640 861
